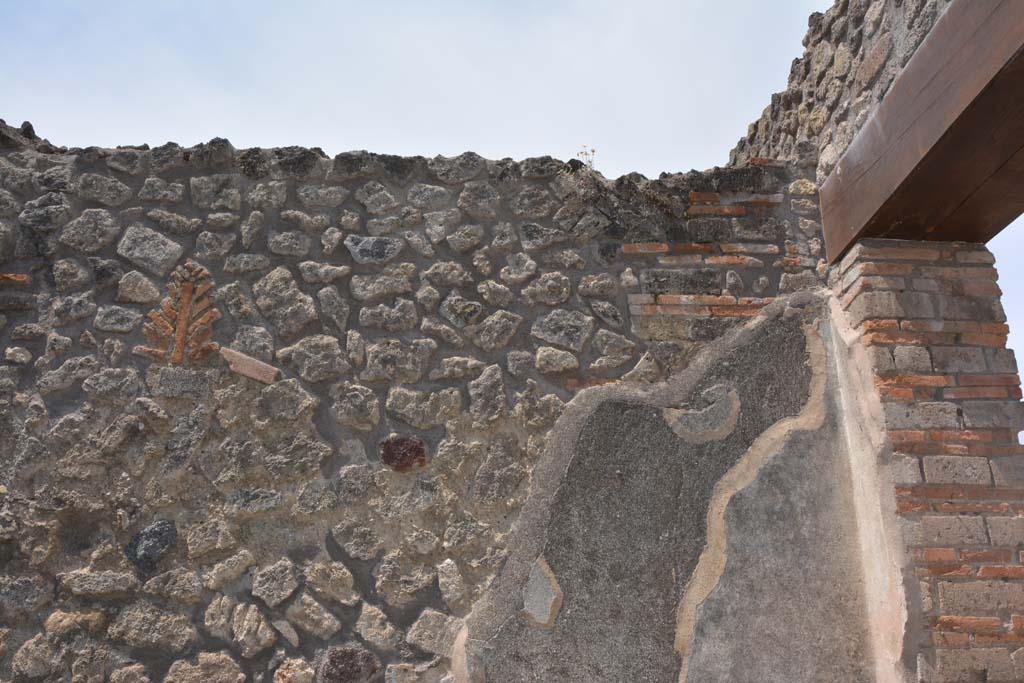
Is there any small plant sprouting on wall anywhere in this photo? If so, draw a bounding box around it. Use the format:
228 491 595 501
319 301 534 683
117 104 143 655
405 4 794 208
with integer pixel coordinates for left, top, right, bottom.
576 145 597 170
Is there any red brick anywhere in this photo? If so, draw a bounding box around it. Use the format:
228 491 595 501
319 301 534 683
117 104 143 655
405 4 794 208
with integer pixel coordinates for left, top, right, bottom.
657 255 703 266
962 549 1014 563
688 191 720 203
880 387 916 401
898 500 931 513
897 485 1024 501
863 331 959 347
969 444 1024 457
893 441 974 456
856 246 943 262
961 333 1008 348
962 280 1003 298
686 205 746 217
672 243 716 254
862 319 901 332
656 294 736 306
957 250 997 265
920 548 958 562
720 243 781 255
901 320 979 333
934 616 1004 633
973 632 1024 645
859 262 917 276
958 374 1020 387
0 273 30 286
920 265 998 281
622 242 669 254
876 374 952 388
935 502 1012 515
638 304 711 317
931 632 970 648
736 193 784 205
775 256 816 270
704 255 764 268
944 387 1010 400
927 430 997 443
919 564 973 577
709 305 762 318
220 347 280 385
977 566 1024 579
890 430 928 443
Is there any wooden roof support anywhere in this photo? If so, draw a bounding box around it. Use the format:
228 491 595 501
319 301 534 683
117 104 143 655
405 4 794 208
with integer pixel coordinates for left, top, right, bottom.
820 0 1024 263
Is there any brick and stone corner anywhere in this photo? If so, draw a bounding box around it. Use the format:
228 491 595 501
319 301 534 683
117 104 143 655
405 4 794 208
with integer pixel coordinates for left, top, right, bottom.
836 238 1024 681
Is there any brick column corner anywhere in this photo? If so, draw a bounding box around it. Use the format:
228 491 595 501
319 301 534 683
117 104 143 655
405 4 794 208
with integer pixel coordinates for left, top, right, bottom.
835 238 1024 682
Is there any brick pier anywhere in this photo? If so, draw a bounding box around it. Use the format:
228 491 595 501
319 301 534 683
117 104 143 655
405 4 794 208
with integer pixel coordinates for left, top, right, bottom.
837 238 1024 680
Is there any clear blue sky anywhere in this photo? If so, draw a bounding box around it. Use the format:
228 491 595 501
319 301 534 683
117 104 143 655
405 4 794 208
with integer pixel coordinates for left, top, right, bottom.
3 0 1022 354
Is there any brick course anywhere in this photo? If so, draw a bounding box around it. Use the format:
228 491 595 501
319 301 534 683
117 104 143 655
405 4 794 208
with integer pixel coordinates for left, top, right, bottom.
837 238 1024 680
623 180 824 343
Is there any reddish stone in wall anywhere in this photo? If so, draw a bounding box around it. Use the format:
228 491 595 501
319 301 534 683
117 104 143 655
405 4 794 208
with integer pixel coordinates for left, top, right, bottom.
380 434 428 473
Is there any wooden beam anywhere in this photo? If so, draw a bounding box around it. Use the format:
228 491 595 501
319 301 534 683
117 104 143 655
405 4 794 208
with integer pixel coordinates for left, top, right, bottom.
820 0 1024 262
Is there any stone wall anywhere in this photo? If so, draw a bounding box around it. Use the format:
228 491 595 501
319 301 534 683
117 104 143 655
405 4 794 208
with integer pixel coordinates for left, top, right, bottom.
0 120 854 682
729 0 953 182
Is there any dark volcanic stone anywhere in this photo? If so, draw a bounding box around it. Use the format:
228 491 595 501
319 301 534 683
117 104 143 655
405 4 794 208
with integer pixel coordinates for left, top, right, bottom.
380 434 427 473
316 644 380 683
125 519 177 575
377 153 420 181
330 151 376 181
343 235 403 264
89 257 126 291
668 217 733 243
238 148 270 178
639 268 722 295
275 146 322 176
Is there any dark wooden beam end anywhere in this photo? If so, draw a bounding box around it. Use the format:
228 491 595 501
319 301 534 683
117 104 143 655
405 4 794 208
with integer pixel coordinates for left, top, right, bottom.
821 0 1024 263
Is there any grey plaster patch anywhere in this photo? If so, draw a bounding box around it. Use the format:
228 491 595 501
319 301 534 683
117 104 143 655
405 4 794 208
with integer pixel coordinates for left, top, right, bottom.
456 295 873 683
520 556 562 629
457 303 802 680
662 384 739 443
679 321 874 683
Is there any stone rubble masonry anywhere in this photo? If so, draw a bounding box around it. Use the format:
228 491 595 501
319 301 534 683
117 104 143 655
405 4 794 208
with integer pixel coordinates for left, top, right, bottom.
0 118 830 683
621 185 825 343
835 237 1024 682
731 0 955 182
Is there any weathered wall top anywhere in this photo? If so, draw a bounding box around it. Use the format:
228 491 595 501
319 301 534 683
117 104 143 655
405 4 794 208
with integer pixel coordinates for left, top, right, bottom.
0 115 833 682
729 0 953 182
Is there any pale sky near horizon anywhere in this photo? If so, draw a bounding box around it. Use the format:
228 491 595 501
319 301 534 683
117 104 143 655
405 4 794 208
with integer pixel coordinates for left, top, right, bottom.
3 0 1022 355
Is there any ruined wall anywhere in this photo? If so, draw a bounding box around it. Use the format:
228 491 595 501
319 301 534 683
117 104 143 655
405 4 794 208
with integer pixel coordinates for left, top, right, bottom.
729 0 953 181
0 118 871 683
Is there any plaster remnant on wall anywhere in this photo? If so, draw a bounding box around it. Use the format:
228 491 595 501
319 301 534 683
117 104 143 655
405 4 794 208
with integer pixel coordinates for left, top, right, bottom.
662 383 740 444
674 317 828 682
0 119 830 681
520 556 563 629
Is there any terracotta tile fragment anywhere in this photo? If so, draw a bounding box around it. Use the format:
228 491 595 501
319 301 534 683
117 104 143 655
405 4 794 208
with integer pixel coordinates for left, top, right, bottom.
220 347 280 384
